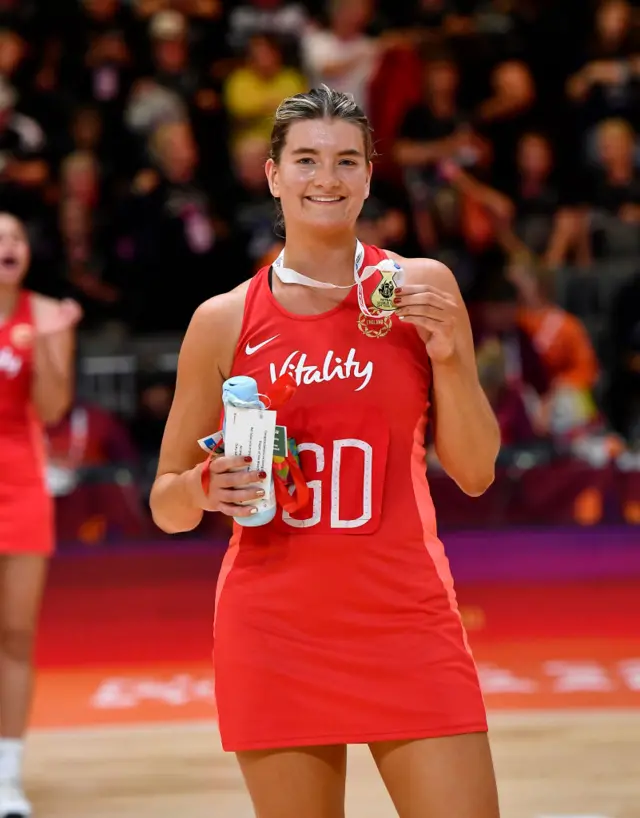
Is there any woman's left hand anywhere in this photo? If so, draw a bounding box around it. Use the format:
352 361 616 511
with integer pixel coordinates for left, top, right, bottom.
394 284 460 364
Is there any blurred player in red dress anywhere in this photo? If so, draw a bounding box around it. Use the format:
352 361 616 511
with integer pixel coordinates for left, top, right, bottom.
0 213 81 818
151 87 501 818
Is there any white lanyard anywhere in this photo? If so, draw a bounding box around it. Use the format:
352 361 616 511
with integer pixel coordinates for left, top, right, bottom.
272 239 401 318
272 239 366 289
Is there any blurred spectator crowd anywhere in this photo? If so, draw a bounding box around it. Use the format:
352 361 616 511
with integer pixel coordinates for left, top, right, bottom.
3 0 640 508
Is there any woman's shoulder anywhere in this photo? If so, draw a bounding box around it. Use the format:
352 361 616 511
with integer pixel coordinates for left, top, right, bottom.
175 279 256 383
384 250 460 297
192 279 253 327
185 278 255 357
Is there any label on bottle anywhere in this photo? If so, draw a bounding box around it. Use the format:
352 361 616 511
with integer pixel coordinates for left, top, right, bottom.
224 406 277 507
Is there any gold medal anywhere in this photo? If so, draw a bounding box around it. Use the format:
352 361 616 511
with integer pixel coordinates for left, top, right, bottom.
370 266 400 312
355 259 403 338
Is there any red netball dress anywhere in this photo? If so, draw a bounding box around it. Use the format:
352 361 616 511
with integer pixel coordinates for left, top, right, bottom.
213 244 486 751
0 291 54 555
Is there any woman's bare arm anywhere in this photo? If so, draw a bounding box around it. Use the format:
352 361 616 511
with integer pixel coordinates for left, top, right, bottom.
388 253 500 495
30 295 80 425
150 285 247 533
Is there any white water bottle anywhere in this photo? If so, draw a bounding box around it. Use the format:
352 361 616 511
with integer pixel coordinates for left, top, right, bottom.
222 376 277 527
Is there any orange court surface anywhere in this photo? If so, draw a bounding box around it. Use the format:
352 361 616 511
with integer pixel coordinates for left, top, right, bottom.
27 541 640 817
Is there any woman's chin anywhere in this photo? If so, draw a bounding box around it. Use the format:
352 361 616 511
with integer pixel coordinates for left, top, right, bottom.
297 211 358 235
0 269 24 286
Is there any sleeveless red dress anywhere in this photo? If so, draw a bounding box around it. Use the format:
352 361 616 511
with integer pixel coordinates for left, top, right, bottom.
0 291 54 555
213 244 486 751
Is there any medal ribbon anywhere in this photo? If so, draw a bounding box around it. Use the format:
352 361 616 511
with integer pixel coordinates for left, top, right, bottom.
272 239 365 289
272 239 371 307
272 240 402 319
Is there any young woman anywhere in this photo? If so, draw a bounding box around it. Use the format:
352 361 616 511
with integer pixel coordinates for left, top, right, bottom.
0 213 81 818
151 86 501 818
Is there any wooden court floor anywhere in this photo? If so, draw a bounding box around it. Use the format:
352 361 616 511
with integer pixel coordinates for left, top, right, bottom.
24 711 640 818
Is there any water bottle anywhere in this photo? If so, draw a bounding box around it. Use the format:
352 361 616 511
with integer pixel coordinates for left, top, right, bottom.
222 376 277 527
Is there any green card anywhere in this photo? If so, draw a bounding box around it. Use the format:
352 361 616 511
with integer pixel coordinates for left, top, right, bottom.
273 425 288 458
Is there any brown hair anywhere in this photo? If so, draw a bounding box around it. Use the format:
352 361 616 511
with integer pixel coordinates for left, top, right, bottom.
270 85 374 164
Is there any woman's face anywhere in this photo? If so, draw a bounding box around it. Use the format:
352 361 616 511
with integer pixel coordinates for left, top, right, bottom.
0 214 30 286
266 117 372 235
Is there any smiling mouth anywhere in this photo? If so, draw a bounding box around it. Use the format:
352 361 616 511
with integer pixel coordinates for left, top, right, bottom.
0 256 18 267
304 196 346 203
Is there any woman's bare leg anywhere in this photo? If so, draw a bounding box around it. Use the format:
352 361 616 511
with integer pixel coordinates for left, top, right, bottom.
236 744 347 818
0 554 49 737
370 732 500 818
0 553 49 815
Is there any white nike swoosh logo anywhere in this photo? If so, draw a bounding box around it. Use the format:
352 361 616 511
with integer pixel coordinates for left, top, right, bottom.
245 335 279 355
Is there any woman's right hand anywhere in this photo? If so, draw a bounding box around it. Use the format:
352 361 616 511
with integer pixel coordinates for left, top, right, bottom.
34 298 83 338
188 455 267 518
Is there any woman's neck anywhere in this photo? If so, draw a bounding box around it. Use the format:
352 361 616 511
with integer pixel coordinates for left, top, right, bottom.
0 284 20 325
282 230 360 286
